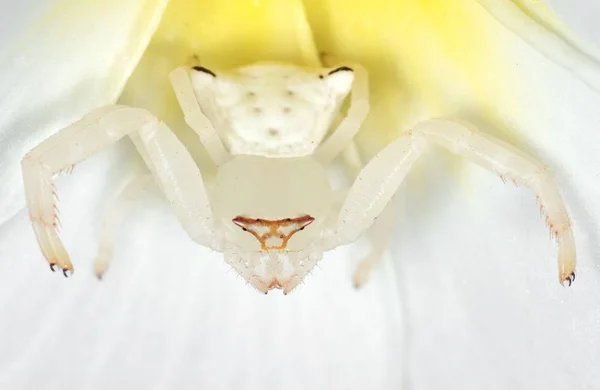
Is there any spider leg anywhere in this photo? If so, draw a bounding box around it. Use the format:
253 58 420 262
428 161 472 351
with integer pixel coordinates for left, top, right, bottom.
128 120 217 250
329 119 575 285
94 174 152 279
353 194 402 288
313 64 370 164
327 131 423 250
415 119 575 284
22 106 159 275
170 67 231 166
22 105 216 276
340 141 366 177
98 117 221 279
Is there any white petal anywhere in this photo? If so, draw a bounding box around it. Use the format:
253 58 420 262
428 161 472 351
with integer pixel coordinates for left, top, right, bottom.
545 0 600 48
477 0 600 92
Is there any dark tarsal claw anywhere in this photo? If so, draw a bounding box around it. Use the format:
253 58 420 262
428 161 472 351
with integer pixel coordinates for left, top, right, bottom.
564 272 576 287
62 268 70 278
49 263 56 272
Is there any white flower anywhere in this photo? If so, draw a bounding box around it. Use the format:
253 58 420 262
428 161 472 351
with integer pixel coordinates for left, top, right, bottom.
0 1 599 389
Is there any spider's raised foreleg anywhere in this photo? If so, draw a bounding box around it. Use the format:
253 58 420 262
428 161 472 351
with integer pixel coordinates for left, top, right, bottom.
22 106 159 275
330 119 576 286
415 119 575 285
22 106 216 276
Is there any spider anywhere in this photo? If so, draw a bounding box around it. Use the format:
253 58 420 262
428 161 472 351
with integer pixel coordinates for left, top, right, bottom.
21 61 576 294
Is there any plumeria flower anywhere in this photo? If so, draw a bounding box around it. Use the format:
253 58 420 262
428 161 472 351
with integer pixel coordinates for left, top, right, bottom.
0 0 599 389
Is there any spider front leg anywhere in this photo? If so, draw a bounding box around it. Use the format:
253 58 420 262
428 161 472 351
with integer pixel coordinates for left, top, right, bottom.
416 119 576 285
22 106 160 275
331 119 576 286
22 105 217 276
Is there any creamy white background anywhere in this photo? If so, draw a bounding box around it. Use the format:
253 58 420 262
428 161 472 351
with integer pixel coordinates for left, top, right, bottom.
0 1 599 390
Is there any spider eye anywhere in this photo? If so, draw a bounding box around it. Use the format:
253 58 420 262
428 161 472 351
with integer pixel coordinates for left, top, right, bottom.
323 66 354 94
191 66 216 77
328 66 353 75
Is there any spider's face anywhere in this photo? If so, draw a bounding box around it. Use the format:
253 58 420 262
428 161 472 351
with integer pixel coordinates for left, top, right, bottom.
190 63 354 157
211 155 333 293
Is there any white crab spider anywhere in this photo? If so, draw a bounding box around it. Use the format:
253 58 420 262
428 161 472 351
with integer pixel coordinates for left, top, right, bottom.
21 61 576 294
